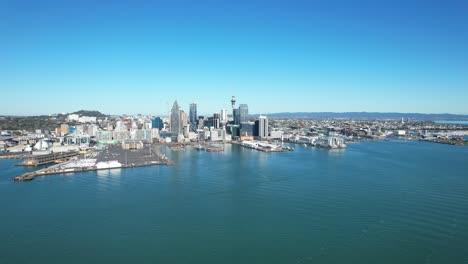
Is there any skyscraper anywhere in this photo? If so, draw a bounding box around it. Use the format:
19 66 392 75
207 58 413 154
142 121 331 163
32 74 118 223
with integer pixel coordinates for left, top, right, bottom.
189 103 198 126
220 109 227 123
213 113 220 129
258 115 269 138
239 104 249 123
233 108 240 125
170 100 181 135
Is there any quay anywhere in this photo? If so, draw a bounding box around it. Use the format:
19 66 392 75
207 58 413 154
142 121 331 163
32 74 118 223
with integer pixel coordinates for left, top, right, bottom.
0 153 22 159
16 151 80 166
233 141 293 152
13 144 174 182
14 160 173 181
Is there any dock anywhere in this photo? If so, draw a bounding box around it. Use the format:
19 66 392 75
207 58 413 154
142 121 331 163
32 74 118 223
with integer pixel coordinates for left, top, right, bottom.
16 151 80 166
13 144 174 181
14 160 173 181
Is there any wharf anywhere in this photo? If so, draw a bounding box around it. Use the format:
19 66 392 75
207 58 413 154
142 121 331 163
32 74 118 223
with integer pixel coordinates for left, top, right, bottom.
14 144 174 181
232 141 293 152
14 161 173 181
0 153 22 159
16 151 79 166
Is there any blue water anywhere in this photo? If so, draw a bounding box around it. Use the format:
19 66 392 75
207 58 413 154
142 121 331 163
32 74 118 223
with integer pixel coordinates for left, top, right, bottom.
1 141 468 263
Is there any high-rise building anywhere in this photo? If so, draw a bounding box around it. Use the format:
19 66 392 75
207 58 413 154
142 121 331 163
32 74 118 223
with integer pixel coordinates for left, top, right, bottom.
189 103 197 130
170 100 181 135
152 117 164 130
220 109 227 123
181 110 188 127
233 108 240 125
240 122 254 137
239 104 249 123
213 113 220 129
258 115 269 138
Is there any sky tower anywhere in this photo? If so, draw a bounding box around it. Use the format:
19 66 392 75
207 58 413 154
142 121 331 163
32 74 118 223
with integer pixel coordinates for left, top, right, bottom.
231 96 236 112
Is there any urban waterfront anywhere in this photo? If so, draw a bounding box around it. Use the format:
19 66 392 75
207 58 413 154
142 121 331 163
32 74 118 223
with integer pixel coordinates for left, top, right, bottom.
1 140 467 263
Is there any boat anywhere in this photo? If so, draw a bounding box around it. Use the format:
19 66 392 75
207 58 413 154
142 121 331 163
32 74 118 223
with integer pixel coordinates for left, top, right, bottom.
206 146 223 152
193 145 204 151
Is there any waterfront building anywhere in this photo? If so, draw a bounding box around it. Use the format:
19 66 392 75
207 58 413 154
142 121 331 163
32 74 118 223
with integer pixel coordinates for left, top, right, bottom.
270 130 283 139
230 125 240 138
122 140 143 150
240 122 255 140
152 117 164 130
63 127 90 146
210 128 227 142
170 100 182 136
258 115 269 138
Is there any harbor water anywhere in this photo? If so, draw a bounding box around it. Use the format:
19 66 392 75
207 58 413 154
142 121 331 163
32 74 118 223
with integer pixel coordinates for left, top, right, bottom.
1 140 468 263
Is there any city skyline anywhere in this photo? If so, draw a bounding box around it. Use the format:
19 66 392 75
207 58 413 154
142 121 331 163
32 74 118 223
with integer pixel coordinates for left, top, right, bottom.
2 1 468 115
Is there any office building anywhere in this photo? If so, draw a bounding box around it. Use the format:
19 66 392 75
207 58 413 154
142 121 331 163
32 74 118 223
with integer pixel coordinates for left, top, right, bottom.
220 109 227 123
189 103 197 130
239 104 248 123
213 113 220 129
258 115 269 138
152 117 164 130
170 100 181 135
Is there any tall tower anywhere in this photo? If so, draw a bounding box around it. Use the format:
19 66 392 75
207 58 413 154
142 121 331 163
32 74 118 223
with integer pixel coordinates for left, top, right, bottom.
239 104 248 123
189 103 197 131
170 100 181 136
231 96 236 113
259 115 269 138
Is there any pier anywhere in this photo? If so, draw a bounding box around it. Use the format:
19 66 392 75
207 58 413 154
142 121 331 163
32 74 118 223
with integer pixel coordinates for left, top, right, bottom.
13 144 174 181
17 151 80 166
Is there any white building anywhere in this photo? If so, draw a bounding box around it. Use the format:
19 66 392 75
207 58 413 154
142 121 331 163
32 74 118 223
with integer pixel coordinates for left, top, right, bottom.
220 109 228 123
97 130 113 142
270 130 283 139
87 124 99 137
258 115 269 139
67 114 80 122
78 116 97 123
210 128 227 142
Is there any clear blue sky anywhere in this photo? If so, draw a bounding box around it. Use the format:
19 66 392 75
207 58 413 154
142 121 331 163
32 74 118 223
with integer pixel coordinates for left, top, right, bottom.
1 0 467 116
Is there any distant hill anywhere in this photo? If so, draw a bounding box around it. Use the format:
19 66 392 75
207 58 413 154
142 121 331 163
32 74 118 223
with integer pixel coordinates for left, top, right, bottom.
262 112 468 120
71 110 107 117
